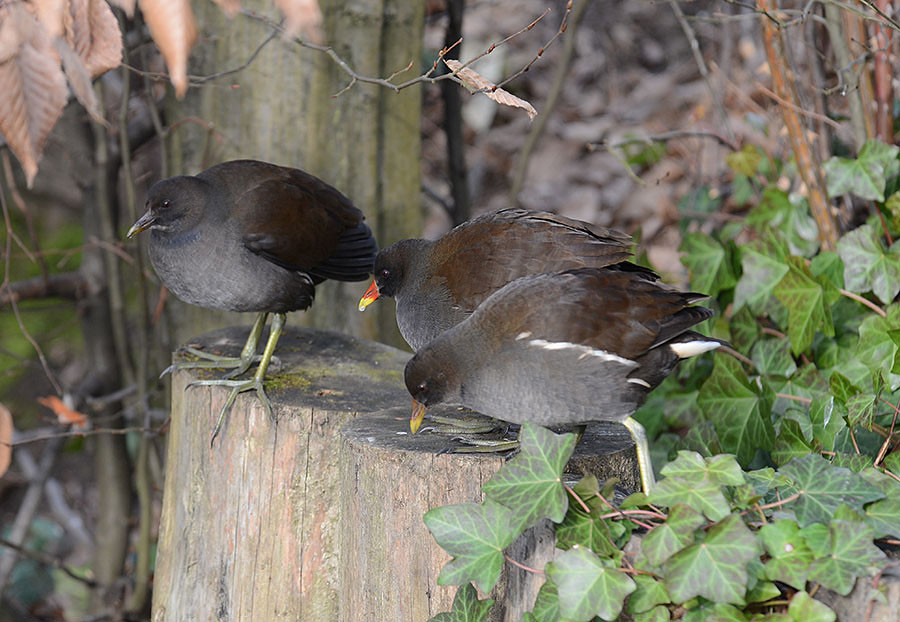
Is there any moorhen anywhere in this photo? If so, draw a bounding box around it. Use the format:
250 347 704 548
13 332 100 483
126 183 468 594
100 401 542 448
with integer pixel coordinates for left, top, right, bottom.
403 267 724 493
127 159 377 444
357 208 656 350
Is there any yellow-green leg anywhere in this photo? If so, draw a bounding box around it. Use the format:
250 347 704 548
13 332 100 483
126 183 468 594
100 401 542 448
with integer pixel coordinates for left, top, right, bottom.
622 417 656 494
161 312 271 379
189 312 285 446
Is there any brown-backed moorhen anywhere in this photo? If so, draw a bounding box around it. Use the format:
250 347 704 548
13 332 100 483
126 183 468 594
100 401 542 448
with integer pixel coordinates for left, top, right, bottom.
404 267 724 492
127 159 377 444
358 208 656 350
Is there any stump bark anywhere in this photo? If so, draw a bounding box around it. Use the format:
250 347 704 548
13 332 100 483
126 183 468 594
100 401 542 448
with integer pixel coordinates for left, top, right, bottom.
151 325 642 621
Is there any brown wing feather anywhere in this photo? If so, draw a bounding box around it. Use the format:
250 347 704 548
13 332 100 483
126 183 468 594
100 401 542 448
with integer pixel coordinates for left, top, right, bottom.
477 268 710 359
430 209 643 309
220 165 364 271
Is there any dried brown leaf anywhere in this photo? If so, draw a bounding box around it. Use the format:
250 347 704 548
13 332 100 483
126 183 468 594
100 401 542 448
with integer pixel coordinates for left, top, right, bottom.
0 3 69 187
139 0 197 97
0 403 11 478
32 0 67 38
274 0 323 44
210 0 241 19
37 395 88 427
445 59 537 120
54 38 104 122
65 0 121 77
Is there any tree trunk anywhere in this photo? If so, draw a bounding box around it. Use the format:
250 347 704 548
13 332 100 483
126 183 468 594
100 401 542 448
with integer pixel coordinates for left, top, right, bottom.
164 0 423 349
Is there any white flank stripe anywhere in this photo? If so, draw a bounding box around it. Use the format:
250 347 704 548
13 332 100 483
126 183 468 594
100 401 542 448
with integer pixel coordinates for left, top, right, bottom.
515 331 533 340
670 340 721 358
628 378 651 388
528 339 634 365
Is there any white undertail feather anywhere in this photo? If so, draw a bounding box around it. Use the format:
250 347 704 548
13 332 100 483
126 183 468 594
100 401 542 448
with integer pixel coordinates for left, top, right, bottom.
627 378 651 388
515 331 533 340
670 340 721 359
527 339 634 366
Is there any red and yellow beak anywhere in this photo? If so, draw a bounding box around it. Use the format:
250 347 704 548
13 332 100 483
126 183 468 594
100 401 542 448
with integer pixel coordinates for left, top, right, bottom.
410 398 426 434
357 280 380 311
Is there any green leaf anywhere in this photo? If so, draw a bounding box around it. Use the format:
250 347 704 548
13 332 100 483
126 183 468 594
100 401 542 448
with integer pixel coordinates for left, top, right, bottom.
635 605 671 622
734 234 790 312
746 580 782 603
628 574 671 614
640 503 707 567
760 520 814 589
779 454 885 526
788 591 835 622
726 144 763 177
772 419 814 467
824 139 900 200
529 580 559 622
649 471 730 523
556 501 620 556
864 497 900 539
774 256 834 355
660 451 744 486
680 232 737 297
706 603 749 621
855 304 900 390
546 547 636 622
805 520 886 595
428 584 494 622
810 251 845 291
482 423 576 528
675 421 723 458
845 392 878 429
423 500 517 593
751 338 797 377
662 514 759 605
730 306 761 355
698 356 775 466
746 188 819 257
828 372 860 406
836 224 900 304
808 395 846 452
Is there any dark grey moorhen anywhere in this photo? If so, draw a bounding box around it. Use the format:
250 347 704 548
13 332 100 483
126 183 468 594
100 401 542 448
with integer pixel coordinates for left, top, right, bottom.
357 208 656 350
127 159 377 444
403 267 725 493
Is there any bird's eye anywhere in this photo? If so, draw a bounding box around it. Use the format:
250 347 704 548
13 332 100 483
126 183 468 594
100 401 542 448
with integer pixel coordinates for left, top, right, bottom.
380 269 390 280
417 381 427 393
161 200 171 209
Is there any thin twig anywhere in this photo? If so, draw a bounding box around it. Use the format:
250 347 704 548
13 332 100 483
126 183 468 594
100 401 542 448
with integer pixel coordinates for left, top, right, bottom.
776 393 812 404
564 482 592 513
755 82 843 130
0 537 97 587
839 289 887 317
504 553 544 574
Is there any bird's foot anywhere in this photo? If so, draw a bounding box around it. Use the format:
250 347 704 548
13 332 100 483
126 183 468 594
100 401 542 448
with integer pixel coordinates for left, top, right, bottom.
161 347 281 379
420 412 504 435
187 377 275 446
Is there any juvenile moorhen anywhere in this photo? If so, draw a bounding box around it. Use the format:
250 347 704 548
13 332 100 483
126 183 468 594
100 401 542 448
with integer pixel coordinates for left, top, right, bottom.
404 267 724 493
357 208 656 350
127 159 377 444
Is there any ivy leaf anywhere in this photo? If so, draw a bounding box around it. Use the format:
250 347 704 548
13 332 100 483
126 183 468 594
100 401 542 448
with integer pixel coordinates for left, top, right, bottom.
805 520 885 595
774 256 834 355
771 419 814 467
635 605 671 622
746 580 782 603
649 473 729 522
428 584 494 622
627 574 671 614
640 503 707 567
836 224 900 304
726 144 763 176
809 251 845 291
423 500 517 593
855 304 900 390
779 454 885 526
759 520 814 589
546 546 636 622
706 603 750 621
746 188 819 257
675 420 723 458
680 232 737 297
698 356 775 466
730 306 761 355
528 580 559 622
828 373 860 406
788 591 836 622
845 392 878 429
864 497 900 539
808 396 846 452
662 514 759 605
556 501 620 556
751 338 797 377
482 423 576 527
824 139 900 200
734 234 790 313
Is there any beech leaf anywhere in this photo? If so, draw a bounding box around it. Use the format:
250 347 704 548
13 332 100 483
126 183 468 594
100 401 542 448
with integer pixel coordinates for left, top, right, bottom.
446 59 537 120
0 403 12 478
139 0 197 97
274 0 324 44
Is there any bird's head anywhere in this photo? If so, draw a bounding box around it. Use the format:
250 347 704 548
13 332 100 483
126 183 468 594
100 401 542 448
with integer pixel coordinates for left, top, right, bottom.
127 176 208 238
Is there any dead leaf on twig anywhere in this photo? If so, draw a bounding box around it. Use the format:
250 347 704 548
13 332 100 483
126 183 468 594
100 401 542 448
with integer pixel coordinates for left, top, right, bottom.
445 58 537 120
139 0 197 97
210 0 241 19
37 395 89 427
274 0 324 44
0 403 11 478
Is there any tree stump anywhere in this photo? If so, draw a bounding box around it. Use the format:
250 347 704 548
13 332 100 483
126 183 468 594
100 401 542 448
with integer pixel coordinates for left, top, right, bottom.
151 326 410 621
151 325 642 621
339 408 640 621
